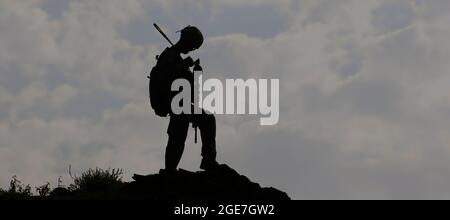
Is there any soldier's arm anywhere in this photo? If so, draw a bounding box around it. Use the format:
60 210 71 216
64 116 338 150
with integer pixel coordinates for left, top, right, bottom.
158 49 193 73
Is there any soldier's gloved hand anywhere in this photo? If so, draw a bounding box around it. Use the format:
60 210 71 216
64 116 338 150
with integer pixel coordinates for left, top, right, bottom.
183 57 195 67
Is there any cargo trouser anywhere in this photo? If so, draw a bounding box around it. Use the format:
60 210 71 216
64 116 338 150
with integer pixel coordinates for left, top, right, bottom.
165 111 217 170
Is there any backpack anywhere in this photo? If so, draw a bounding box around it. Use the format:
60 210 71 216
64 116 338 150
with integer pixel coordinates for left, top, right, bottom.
148 54 171 117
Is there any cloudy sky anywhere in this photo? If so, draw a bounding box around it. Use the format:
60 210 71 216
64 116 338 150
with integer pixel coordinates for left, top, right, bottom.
2 0 450 199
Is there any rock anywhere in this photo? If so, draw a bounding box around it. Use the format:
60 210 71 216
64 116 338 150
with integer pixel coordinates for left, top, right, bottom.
122 164 291 200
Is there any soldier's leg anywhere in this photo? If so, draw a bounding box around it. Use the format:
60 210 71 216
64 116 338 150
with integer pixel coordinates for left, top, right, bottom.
197 112 217 162
165 115 190 171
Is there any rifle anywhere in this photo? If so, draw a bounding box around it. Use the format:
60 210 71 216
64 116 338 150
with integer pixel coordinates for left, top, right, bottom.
153 23 174 46
153 23 201 143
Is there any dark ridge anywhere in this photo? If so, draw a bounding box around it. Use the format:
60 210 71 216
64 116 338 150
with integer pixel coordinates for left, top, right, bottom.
124 164 291 200
0 164 290 200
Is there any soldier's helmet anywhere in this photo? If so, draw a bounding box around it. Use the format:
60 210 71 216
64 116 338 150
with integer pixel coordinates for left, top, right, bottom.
179 26 204 50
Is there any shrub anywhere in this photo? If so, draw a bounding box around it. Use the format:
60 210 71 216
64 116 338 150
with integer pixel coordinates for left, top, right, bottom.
36 182 51 197
69 167 124 193
0 176 32 198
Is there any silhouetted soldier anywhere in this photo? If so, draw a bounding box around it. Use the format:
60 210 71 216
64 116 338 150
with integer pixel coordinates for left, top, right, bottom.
152 26 219 173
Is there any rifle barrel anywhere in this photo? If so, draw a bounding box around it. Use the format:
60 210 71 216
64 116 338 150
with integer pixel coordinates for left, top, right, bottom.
153 23 174 46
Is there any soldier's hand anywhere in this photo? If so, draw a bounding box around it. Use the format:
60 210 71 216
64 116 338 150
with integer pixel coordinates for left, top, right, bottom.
183 57 195 67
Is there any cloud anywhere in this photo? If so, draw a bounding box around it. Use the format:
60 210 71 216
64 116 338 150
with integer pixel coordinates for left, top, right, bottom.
2 0 450 199
198 0 450 199
0 0 161 187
